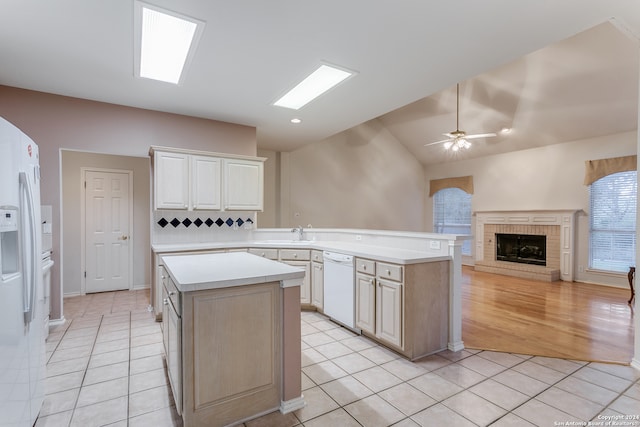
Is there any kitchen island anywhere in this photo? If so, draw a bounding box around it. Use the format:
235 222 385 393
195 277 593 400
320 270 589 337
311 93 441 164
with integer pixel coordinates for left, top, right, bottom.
160 252 305 427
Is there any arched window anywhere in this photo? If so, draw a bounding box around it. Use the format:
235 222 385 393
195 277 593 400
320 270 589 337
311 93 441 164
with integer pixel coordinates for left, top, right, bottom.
589 170 637 272
433 188 472 256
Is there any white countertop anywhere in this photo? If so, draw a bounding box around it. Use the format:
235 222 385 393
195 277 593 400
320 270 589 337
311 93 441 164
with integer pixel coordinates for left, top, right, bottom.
153 240 450 265
162 252 306 292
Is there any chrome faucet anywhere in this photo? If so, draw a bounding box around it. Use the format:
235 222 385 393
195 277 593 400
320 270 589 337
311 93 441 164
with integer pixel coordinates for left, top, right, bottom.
291 225 304 241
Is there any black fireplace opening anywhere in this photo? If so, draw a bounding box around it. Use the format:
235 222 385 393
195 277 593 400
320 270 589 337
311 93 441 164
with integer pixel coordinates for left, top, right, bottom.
496 233 546 266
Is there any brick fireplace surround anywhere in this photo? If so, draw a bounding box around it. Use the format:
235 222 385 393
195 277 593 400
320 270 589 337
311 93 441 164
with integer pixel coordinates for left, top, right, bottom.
474 210 580 282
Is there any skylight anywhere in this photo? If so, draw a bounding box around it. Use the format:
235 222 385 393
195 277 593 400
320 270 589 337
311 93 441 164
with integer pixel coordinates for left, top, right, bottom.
134 1 204 84
274 64 355 110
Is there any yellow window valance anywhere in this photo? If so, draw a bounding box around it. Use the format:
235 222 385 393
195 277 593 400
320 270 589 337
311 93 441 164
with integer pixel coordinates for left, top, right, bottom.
584 155 637 185
429 175 473 197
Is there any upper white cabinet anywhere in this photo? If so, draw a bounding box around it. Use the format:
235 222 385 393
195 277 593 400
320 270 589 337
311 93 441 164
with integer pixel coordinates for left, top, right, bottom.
223 158 263 211
151 147 264 211
191 155 221 210
155 151 190 209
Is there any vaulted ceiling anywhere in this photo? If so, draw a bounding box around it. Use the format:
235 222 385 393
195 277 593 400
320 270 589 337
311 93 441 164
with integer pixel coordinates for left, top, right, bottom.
1 1 638 164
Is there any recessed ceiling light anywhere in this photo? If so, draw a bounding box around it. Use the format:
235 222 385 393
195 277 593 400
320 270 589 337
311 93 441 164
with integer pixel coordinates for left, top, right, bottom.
274 64 355 110
500 127 512 134
291 118 302 124
134 1 205 84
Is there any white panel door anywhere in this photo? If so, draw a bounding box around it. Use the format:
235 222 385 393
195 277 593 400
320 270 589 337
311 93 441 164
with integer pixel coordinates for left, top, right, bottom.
85 170 131 293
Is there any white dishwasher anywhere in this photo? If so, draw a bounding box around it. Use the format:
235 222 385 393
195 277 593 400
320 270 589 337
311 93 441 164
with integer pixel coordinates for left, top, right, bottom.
323 251 359 332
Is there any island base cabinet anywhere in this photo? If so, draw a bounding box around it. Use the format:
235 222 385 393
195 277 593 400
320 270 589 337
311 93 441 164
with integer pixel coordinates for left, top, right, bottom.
181 282 282 427
355 259 450 361
162 274 182 415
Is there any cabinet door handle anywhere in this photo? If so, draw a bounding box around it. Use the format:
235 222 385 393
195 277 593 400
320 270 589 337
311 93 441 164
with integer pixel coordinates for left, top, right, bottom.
168 291 176 296
163 298 169 306
293 254 298 258
362 265 367 270
386 269 391 275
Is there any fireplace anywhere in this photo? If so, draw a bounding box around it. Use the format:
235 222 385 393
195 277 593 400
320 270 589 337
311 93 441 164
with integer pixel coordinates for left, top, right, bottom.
474 210 579 282
496 233 546 266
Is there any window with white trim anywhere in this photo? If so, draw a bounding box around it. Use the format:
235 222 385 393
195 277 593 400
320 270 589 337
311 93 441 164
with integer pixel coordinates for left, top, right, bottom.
589 171 636 272
433 188 472 256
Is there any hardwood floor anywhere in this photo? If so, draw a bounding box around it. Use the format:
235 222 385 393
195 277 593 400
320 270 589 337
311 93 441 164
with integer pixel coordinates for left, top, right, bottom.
461 266 634 365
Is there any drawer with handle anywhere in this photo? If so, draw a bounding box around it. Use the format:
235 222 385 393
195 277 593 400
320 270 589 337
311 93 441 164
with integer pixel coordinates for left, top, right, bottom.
248 248 279 260
356 258 376 275
376 262 403 282
280 249 311 261
311 250 324 263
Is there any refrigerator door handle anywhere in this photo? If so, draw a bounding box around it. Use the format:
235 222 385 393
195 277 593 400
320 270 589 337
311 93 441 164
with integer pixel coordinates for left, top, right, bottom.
19 171 37 325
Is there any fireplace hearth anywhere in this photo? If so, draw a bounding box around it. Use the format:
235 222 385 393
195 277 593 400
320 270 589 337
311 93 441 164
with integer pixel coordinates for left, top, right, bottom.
496 233 546 266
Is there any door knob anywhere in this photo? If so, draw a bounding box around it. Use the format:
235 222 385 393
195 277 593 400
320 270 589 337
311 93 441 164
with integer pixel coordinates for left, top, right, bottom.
118 235 129 241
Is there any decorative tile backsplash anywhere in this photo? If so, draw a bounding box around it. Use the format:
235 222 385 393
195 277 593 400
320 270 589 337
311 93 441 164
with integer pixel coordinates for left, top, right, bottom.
157 215 253 229
152 210 258 245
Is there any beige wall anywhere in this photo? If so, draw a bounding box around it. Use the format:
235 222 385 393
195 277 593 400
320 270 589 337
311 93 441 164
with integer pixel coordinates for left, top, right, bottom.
423 130 637 287
279 119 426 230
0 85 257 320
61 151 150 296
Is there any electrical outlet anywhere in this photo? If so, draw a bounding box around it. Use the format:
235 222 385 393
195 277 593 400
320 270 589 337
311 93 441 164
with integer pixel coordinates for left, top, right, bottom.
429 240 441 250
578 265 584 272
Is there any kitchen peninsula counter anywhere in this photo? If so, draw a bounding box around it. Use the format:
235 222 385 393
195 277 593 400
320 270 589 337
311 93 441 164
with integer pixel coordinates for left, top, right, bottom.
161 252 305 427
152 228 467 356
154 240 450 265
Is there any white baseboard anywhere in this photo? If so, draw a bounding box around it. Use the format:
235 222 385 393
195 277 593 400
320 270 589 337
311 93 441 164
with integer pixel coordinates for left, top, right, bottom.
280 395 306 414
63 292 81 298
49 317 66 327
448 341 465 352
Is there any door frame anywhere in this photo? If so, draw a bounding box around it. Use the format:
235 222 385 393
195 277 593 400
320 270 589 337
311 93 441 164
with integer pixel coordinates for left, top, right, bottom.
80 167 134 295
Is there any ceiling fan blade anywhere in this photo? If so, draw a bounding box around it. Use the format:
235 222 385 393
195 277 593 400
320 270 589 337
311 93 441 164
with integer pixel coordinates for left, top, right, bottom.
424 138 454 147
465 133 497 140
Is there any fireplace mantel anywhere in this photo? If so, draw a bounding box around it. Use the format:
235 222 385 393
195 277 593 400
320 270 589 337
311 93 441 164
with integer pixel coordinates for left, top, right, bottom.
474 210 581 281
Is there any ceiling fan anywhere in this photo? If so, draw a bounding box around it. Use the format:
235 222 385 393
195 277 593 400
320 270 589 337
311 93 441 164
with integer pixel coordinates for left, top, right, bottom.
424 83 496 151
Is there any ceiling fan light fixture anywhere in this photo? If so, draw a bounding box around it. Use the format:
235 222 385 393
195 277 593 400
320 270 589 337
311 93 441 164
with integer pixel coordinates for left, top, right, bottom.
424 82 497 152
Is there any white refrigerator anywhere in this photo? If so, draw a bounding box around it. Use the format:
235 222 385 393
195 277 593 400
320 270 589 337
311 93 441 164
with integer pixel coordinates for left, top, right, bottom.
0 117 45 427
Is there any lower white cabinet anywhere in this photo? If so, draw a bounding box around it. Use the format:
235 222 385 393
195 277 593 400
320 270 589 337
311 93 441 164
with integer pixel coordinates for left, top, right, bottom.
311 261 324 310
355 261 403 348
355 258 403 348
288 261 311 304
162 274 182 415
355 273 376 334
375 278 403 348
279 249 311 305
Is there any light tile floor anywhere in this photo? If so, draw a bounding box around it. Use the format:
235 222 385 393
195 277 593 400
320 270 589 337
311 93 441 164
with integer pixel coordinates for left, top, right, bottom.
38 290 640 427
